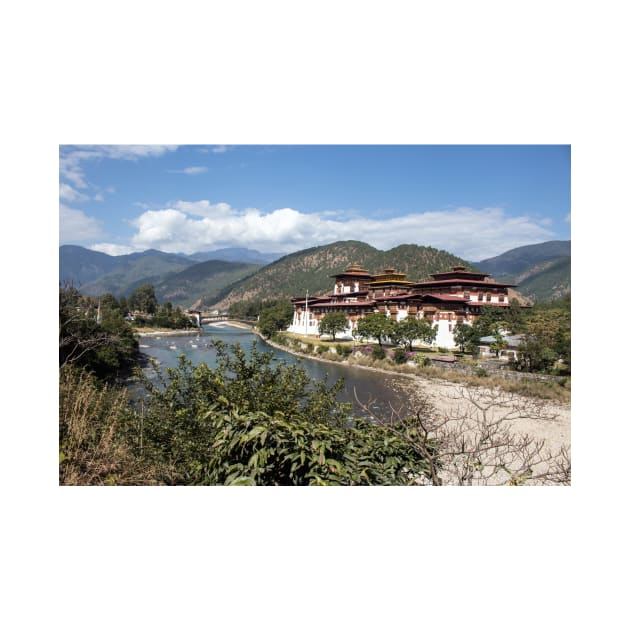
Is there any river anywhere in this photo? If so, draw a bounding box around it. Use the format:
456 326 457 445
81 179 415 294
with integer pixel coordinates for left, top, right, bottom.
135 323 413 420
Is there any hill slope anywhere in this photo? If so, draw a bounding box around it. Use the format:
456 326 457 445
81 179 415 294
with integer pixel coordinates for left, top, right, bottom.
152 260 261 308
507 256 571 302
474 240 570 277
210 240 475 308
474 240 571 302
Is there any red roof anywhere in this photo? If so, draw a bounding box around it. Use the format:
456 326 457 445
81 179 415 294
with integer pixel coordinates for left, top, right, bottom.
412 278 516 288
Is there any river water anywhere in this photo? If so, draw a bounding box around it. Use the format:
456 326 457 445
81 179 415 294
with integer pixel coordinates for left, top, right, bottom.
136 323 413 420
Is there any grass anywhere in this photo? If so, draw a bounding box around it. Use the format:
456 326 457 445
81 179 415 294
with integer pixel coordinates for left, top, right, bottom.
59 367 160 485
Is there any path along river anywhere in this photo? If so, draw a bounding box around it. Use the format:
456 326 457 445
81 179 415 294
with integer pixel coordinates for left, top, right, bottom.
135 322 413 420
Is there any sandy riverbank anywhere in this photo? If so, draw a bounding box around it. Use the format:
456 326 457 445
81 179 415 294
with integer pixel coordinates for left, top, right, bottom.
262 334 570 469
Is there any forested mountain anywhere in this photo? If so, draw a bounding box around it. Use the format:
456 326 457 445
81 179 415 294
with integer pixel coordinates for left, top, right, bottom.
474 240 570 276
210 240 475 308
506 256 571 302
473 240 571 302
60 245 194 289
151 260 261 308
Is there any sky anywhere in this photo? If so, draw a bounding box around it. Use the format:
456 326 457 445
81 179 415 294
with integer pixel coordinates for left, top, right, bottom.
59 144 570 262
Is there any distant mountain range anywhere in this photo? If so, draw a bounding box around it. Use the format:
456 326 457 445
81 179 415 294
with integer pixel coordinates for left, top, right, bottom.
60 239 571 308
184 247 285 265
473 240 571 302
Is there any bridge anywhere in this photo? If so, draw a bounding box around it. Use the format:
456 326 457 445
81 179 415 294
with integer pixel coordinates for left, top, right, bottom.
187 310 257 326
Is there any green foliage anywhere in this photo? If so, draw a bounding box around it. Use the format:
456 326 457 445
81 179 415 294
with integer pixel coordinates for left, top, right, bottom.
354 312 396 346
129 283 158 314
453 322 481 353
59 286 138 378
129 341 432 484
257 301 294 338
371 346 386 360
151 304 197 329
335 344 352 357
391 317 437 351
319 311 349 341
392 347 408 364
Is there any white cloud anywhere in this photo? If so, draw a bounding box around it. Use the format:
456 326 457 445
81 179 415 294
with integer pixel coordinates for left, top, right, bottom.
212 145 229 153
59 204 104 241
565 212 571 222
59 145 178 190
167 166 208 175
118 201 554 260
59 183 89 203
89 243 136 256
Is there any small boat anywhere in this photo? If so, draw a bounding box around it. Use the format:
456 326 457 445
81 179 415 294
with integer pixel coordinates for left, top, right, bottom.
169 345 177 350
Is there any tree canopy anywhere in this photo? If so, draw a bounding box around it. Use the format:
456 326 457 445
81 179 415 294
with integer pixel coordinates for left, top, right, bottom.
318 311 349 341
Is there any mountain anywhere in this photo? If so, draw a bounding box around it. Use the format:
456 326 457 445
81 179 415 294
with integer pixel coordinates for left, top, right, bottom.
152 260 261 308
210 240 476 308
59 245 126 285
473 240 571 302
60 245 195 290
507 256 571 303
474 240 571 277
186 247 284 265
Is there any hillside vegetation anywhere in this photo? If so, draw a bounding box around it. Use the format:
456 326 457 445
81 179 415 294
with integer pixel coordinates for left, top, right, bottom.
211 240 475 308
475 240 571 302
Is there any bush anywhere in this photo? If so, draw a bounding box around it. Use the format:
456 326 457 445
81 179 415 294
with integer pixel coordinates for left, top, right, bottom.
130 341 433 485
415 355 432 367
371 346 386 360
393 347 408 364
475 367 489 377
335 344 352 357
316 345 327 355
305 343 314 354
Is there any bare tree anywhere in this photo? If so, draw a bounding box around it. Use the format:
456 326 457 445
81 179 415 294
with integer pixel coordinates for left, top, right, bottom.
356 385 571 486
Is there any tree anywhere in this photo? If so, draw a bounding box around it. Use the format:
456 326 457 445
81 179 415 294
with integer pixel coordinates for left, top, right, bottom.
354 312 396 347
59 286 138 378
516 311 569 372
391 317 437 351
488 324 508 357
453 322 480 353
129 284 158 314
319 311 349 341
257 301 294 338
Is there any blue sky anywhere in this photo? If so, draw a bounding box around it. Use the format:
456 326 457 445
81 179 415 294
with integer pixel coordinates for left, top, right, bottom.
59 144 570 261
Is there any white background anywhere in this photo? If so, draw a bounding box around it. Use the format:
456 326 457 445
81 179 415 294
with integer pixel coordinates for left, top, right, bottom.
2 1 627 628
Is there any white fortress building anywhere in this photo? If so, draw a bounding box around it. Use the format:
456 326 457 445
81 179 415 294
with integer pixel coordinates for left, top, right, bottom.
288 265 517 349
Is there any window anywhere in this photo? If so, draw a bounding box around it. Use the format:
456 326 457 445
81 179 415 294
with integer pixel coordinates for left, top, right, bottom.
499 295 505 302
464 291 470 299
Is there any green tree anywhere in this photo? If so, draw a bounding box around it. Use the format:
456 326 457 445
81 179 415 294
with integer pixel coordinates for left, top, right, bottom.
391 317 437 351
59 286 138 378
354 312 396 347
257 301 294 338
452 322 480 353
129 284 158 314
318 311 349 341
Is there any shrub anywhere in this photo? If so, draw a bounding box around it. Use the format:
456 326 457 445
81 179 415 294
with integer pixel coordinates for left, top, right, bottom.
316 345 327 355
371 346 386 360
393 347 408 364
305 343 314 354
415 355 432 367
475 367 489 377
336 344 352 357
130 341 433 485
